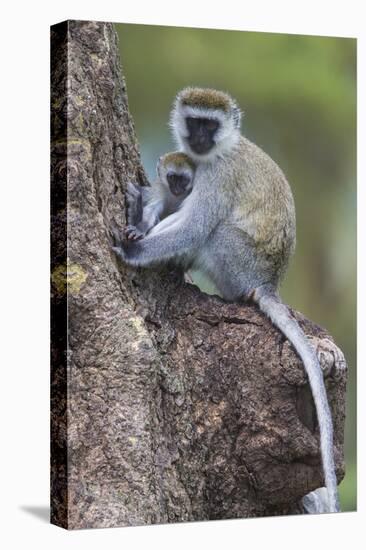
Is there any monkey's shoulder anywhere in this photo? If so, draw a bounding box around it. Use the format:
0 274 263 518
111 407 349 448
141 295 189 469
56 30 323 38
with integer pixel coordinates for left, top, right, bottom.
236 137 289 182
232 137 295 207
228 138 296 252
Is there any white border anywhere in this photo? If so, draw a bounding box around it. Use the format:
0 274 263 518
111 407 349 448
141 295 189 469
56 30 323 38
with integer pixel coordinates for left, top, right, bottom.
1 1 363 548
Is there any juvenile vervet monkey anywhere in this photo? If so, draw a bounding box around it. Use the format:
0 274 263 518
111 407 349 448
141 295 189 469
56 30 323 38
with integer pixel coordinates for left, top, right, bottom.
113 87 340 513
125 152 195 241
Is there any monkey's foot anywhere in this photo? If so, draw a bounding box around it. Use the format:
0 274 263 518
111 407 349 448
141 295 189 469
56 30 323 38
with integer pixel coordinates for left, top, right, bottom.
184 271 194 284
309 337 347 381
110 225 123 247
109 226 126 261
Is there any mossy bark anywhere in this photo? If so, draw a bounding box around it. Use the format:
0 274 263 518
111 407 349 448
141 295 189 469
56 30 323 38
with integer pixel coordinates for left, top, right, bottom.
51 20 346 530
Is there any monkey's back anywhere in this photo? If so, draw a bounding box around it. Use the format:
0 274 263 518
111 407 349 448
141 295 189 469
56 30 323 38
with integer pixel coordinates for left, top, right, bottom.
230 136 296 273
191 136 297 299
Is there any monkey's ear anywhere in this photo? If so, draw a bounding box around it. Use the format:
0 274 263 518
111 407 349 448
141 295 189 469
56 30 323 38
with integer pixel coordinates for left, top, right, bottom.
232 106 242 129
156 159 163 179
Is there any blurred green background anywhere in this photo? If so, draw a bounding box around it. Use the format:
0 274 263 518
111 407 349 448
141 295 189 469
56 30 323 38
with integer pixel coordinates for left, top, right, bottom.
115 23 357 511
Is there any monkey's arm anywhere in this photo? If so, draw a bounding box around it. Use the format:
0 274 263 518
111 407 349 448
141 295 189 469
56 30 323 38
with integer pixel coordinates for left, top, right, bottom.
128 200 165 240
114 189 221 266
125 184 165 240
126 182 144 227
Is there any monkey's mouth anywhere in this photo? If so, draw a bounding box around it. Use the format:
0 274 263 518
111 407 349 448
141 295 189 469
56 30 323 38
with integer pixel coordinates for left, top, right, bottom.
167 173 190 196
170 183 188 196
189 141 213 155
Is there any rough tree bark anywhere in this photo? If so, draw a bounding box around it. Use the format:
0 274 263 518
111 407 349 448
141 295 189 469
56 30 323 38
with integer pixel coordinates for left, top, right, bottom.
51 20 347 530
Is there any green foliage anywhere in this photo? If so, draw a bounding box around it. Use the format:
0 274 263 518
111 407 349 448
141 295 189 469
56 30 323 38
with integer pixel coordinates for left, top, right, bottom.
116 23 356 511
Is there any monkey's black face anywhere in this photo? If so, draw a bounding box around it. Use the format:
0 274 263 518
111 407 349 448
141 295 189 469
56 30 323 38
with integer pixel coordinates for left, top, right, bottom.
185 117 219 155
167 172 192 196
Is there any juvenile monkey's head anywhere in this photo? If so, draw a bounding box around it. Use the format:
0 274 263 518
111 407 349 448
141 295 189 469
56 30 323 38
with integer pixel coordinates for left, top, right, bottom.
157 152 196 197
170 87 242 162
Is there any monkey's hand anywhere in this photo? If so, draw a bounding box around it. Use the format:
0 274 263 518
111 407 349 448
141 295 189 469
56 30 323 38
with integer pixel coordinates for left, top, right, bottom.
112 224 182 267
109 226 131 263
126 181 143 227
124 225 145 241
114 218 184 267
110 225 142 265
115 185 221 267
112 239 145 266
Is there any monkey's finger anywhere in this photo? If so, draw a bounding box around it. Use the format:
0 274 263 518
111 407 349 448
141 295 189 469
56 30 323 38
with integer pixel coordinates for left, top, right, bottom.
126 181 141 198
126 228 144 241
124 225 137 237
131 232 144 241
109 226 124 246
111 246 127 261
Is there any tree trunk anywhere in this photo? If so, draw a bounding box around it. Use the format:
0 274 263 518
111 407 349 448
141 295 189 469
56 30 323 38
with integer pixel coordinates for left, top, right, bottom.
51 20 347 530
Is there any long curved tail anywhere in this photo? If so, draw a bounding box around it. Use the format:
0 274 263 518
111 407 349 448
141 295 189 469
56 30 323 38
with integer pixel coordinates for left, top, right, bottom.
254 290 340 513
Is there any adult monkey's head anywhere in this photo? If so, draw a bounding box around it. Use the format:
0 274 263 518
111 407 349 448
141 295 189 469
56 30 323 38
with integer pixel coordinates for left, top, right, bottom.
170 87 242 162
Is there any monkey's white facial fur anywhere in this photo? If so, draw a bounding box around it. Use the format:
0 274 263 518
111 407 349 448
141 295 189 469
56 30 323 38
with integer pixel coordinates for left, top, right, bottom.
170 87 242 162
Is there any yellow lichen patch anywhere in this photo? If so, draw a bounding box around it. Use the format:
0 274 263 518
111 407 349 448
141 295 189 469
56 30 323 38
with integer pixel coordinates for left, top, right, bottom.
126 317 148 351
52 97 63 109
74 95 85 107
130 316 146 333
51 260 88 295
128 436 137 445
74 112 85 133
90 53 104 68
66 138 90 149
180 87 232 112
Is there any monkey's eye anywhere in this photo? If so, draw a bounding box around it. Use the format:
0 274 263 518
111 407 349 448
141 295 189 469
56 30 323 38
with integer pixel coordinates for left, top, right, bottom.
206 119 219 131
186 117 199 130
186 117 219 135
